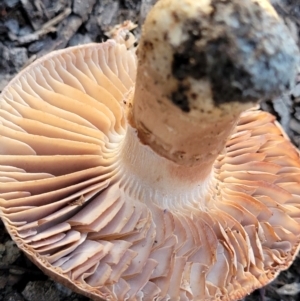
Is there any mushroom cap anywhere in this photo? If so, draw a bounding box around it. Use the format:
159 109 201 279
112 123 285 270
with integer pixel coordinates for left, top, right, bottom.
0 40 300 301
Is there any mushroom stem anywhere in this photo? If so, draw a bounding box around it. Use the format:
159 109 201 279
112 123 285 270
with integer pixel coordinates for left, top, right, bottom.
129 0 299 168
120 125 213 207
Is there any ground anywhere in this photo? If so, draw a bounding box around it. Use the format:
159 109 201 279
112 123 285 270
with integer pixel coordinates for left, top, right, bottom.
0 0 300 300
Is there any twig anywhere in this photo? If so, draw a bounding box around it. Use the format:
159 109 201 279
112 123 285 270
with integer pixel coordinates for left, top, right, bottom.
12 8 72 45
41 7 71 30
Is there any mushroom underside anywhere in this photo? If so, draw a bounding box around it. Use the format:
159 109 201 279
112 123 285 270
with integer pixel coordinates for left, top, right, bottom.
0 41 300 301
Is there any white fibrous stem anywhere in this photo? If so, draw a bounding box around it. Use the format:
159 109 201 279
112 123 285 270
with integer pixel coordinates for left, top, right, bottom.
129 0 299 170
119 125 213 209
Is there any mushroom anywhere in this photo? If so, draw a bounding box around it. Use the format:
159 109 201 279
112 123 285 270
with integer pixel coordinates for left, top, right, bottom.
1 0 300 300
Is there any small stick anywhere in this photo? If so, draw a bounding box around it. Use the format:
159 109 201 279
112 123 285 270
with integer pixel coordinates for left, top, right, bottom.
13 8 71 45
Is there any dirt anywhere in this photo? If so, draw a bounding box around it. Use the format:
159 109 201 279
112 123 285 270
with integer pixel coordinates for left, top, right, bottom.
0 0 300 300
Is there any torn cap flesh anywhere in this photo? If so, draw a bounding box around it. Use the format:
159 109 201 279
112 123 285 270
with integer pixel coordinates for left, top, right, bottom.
1 0 300 300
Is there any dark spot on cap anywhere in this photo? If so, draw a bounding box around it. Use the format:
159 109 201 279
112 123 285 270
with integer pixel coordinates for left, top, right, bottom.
172 11 180 22
171 83 190 112
143 40 154 50
170 0 299 105
172 22 257 105
191 93 197 100
163 32 168 41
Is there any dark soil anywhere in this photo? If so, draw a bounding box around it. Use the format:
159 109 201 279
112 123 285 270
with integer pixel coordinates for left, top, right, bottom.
0 0 300 300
